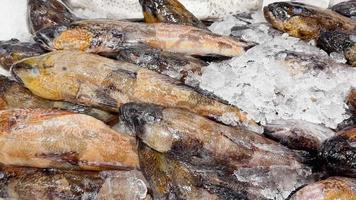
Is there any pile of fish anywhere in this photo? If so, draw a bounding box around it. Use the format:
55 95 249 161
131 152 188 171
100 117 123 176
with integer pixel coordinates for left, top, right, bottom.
0 0 355 199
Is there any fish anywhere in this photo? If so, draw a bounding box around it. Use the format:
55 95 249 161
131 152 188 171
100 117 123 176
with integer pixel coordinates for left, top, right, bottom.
121 103 316 200
0 39 46 70
139 0 207 29
0 75 115 123
0 109 139 170
113 45 206 88
289 177 356 200
345 43 356 67
27 0 79 34
263 2 356 41
0 167 148 200
331 0 356 18
34 19 251 57
11 50 261 132
348 89 356 113
318 127 356 177
264 119 336 152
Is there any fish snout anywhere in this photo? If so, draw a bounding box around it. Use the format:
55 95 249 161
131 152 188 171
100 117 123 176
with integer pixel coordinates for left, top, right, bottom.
34 25 68 50
11 60 39 84
120 103 163 134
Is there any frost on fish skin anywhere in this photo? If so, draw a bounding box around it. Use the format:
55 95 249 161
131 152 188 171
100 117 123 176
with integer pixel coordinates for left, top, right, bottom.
0 109 139 170
0 167 148 200
35 19 249 57
290 177 356 200
121 103 315 200
11 50 260 132
264 119 336 152
319 127 356 178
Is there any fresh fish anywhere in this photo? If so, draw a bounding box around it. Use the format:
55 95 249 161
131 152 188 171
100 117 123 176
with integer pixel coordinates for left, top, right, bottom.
121 103 315 200
0 167 148 200
331 0 356 18
348 89 356 113
34 19 251 57
139 0 207 29
264 120 336 152
0 39 45 70
319 127 356 177
263 2 356 41
11 50 260 132
114 45 206 88
28 0 79 34
0 75 115 123
0 109 139 170
290 177 356 200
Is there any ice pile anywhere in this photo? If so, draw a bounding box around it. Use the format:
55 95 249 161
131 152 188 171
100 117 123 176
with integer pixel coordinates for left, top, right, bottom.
202 14 356 129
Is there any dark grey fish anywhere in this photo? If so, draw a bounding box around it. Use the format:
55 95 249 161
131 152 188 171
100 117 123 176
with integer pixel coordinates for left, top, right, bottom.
28 0 79 34
121 103 315 200
331 0 356 18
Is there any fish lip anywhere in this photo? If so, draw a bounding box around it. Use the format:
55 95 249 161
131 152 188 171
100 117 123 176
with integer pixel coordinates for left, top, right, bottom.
10 64 25 86
119 103 163 135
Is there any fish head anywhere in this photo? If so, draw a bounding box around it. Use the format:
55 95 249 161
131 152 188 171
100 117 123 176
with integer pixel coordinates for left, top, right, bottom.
11 52 75 100
28 0 78 34
263 2 319 40
120 103 163 134
34 25 68 50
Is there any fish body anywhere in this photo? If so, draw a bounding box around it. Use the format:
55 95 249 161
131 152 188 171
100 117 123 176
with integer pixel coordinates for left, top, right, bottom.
0 167 148 200
0 109 139 170
0 75 115 123
319 127 356 177
290 177 356 200
0 39 45 70
139 0 207 29
28 0 78 34
121 103 315 200
263 2 355 41
331 0 356 18
114 45 206 88
264 120 336 152
11 50 260 132
34 19 250 57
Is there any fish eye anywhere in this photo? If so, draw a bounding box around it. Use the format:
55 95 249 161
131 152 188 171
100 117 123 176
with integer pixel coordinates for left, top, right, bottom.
293 7 304 15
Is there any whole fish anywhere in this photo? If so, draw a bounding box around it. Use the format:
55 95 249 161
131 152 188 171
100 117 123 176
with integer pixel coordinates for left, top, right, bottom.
121 103 315 200
264 119 336 152
331 0 356 18
28 0 79 34
11 50 260 132
139 0 207 29
0 39 45 70
34 19 251 57
114 45 206 88
0 109 139 170
0 167 148 200
290 177 356 200
0 75 115 123
263 2 355 41
319 127 356 177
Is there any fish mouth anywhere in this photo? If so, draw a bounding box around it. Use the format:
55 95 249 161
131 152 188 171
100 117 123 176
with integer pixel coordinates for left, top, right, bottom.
264 2 292 22
10 61 36 86
119 103 163 135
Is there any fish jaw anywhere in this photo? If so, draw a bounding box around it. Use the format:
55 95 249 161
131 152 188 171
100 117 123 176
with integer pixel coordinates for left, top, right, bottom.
34 25 69 51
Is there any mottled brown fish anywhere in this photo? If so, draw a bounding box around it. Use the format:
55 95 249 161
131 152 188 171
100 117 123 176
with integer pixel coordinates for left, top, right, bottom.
0 75 115 123
319 127 356 177
34 19 250 57
114 45 206 88
264 120 336 152
0 39 45 70
290 177 356 200
331 0 356 18
0 109 139 170
11 50 260 132
263 2 355 41
0 167 148 200
139 0 207 29
121 103 315 200
28 0 79 34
